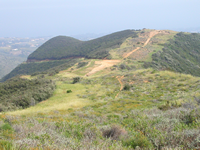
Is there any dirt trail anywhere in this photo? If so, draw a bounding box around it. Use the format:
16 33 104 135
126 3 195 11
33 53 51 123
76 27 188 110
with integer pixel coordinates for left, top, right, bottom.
123 30 161 58
85 60 121 76
115 76 124 98
123 47 140 59
85 30 164 76
142 30 161 47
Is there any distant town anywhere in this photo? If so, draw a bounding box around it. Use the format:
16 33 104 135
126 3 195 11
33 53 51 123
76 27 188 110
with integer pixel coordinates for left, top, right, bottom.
0 37 50 56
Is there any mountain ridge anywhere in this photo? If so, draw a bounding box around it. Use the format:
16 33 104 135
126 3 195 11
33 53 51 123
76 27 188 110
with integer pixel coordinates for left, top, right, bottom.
1 29 200 149
2 29 200 82
27 30 138 62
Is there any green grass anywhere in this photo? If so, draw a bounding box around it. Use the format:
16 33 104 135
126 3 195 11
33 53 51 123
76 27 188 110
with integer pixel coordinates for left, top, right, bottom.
0 68 200 149
145 30 178 62
8 82 93 115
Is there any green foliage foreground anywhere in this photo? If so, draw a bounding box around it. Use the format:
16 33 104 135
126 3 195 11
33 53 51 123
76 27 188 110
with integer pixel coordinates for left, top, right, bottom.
0 69 200 149
0 77 56 112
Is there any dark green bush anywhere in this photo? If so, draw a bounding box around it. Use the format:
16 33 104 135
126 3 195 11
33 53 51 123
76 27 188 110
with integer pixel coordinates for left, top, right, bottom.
72 77 80 84
77 62 88 68
123 84 131 91
67 90 72 93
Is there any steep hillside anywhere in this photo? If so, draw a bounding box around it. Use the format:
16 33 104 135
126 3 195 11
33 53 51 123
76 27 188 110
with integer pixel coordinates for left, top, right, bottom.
27 30 138 61
1 58 80 82
144 32 200 76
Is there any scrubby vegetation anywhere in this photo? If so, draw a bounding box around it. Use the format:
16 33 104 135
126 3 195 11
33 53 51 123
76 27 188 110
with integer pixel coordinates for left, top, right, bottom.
27 30 138 61
0 77 55 111
1 29 200 149
0 69 200 149
1 58 79 81
145 32 200 76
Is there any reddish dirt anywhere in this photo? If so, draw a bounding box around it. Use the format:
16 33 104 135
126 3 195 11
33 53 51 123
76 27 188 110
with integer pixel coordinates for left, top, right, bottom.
115 76 124 98
123 47 140 59
85 60 121 76
85 30 169 76
123 30 165 59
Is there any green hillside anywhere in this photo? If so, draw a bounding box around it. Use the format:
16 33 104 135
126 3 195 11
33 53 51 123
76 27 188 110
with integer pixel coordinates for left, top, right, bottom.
1 58 80 82
27 36 83 61
144 32 200 76
27 30 138 61
0 68 200 149
1 29 200 149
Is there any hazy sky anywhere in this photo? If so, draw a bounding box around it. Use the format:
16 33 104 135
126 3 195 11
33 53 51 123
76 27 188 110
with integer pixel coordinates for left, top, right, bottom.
1 0 200 37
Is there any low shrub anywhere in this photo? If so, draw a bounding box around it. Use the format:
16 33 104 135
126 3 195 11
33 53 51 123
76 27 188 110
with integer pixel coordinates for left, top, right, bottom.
66 90 72 93
102 125 127 140
122 133 152 149
123 84 131 91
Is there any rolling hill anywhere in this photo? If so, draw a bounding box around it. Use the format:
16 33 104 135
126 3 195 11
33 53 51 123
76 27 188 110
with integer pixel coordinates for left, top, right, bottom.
0 29 200 149
27 30 138 61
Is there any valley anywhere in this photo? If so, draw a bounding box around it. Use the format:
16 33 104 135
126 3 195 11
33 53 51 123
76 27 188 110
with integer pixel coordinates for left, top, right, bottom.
0 37 50 78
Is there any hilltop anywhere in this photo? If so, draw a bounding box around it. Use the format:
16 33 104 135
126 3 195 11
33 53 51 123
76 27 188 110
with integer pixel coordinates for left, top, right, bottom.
0 29 200 149
27 30 138 61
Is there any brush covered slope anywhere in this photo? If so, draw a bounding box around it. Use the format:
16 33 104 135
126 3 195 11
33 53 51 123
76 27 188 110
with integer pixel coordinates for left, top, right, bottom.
145 32 200 76
27 30 138 61
0 29 200 149
1 58 80 81
0 68 200 149
1 30 138 81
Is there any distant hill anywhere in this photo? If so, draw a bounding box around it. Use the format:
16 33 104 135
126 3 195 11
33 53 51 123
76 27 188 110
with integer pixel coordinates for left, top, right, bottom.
27 30 138 61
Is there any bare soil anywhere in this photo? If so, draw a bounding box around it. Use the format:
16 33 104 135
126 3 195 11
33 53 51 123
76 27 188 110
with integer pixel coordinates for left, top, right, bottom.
85 60 121 76
115 76 124 98
123 30 162 58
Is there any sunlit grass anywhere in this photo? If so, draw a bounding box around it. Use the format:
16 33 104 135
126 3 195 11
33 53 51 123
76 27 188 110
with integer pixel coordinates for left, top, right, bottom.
7 82 93 115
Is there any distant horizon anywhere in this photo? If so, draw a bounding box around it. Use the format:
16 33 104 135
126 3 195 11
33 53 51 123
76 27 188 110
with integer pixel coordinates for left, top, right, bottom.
1 27 200 39
1 0 200 37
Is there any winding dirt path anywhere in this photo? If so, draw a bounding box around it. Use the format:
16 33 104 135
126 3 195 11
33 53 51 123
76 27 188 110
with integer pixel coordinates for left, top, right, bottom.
85 30 163 76
123 30 161 58
123 47 140 59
